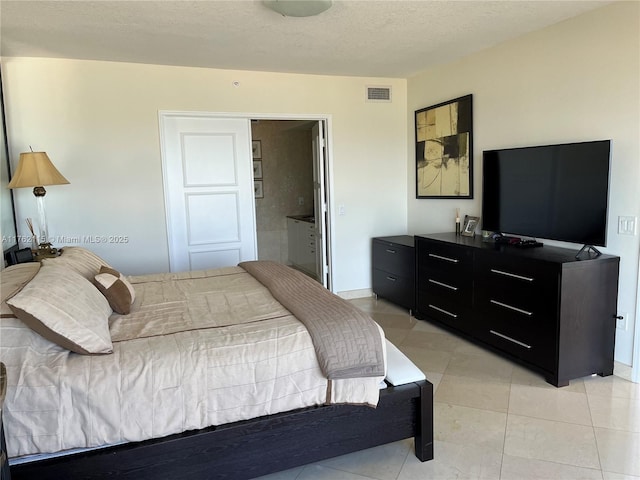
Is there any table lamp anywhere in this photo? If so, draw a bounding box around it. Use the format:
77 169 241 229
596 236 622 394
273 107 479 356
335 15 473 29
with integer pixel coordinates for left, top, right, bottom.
7 150 69 253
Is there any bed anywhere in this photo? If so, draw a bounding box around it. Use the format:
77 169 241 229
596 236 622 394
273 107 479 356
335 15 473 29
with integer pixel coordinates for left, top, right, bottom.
0 247 433 479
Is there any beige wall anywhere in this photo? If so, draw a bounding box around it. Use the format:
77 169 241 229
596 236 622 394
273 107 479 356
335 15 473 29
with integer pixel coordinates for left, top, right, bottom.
407 1 640 365
2 59 408 292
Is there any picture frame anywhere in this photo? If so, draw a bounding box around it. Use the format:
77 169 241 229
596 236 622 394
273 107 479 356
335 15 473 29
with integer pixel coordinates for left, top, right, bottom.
252 140 262 159
254 180 264 199
415 94 473 199
253 160 263 179
461 215 480 237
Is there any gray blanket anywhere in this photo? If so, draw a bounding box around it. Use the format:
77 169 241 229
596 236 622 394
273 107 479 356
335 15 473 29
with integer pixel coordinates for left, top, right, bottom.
239 261 385 380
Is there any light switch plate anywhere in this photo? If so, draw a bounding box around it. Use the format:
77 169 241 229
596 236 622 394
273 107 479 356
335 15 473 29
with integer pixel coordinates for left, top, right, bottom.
618 216 636 235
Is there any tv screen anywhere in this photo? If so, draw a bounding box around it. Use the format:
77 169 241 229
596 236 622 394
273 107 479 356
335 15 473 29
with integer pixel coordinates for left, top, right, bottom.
482 140 611 247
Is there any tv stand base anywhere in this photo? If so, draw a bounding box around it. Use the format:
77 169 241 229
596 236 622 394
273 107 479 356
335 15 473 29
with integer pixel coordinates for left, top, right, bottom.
576 244 602 260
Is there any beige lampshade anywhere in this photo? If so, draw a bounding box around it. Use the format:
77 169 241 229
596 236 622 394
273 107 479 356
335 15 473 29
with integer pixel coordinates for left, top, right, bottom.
7 152 70 189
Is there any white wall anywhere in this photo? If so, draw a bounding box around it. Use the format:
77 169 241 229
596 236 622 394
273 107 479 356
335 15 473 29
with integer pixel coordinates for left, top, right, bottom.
407 1 639 365
2 59 408 293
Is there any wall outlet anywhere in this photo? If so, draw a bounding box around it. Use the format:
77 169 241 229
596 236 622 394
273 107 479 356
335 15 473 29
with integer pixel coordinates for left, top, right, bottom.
298 196 304 206
338 204 345 216
616 312 628 331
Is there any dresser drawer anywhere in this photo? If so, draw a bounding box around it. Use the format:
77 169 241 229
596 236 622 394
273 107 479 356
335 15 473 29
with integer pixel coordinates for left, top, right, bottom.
303 224 316 244
475 283 558 321
373 240 415 277
372 268 414 310
475 251 558 292
416 292 473 331
476 316 556 372
417 272 472 305
417 238 473 277
476 293 556 335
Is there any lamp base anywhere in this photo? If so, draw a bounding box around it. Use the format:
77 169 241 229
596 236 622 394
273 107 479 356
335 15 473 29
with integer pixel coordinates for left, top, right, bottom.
33 242 60 259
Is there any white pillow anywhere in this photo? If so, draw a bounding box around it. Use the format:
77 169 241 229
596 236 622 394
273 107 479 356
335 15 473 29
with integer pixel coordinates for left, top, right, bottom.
7 263 113 355
0 262 41 318
41 246 111 281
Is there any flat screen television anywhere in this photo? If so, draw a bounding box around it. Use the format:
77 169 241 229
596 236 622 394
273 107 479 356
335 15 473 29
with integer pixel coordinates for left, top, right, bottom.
482 140 611 247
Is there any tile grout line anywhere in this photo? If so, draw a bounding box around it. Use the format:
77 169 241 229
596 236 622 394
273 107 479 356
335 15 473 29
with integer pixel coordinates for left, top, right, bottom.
393 439 413 480
585 386 606 477
498 375 514 479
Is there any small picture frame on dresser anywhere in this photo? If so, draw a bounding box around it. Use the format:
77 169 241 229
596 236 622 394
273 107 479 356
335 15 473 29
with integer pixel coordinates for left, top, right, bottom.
461 215 480 237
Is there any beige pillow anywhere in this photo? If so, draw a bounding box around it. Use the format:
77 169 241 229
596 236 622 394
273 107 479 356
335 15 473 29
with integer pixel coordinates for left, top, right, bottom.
6 263 113 355
94 266 136 315
1 262 41 318
41 246 111 281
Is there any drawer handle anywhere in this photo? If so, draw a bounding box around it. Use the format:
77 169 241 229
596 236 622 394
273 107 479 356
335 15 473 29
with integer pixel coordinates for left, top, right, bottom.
428 279 458 291
490 330 532 349
490 269 534 282
428 253 459 263
428 304 457 318
490 300 533 317
386 276 397 282
385 249 396 254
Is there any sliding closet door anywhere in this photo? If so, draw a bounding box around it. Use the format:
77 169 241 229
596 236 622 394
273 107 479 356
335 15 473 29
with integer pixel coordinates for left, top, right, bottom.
312 121 331 289
159 113 257 272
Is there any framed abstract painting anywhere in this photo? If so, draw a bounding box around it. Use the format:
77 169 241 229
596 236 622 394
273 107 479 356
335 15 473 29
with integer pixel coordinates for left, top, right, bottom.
415 94 473 198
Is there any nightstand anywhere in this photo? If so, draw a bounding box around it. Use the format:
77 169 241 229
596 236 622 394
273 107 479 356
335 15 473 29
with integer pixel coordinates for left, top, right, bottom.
372 236 415 312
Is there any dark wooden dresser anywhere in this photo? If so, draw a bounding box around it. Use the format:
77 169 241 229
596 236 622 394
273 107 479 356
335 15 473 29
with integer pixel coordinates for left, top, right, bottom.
372 236 415 312
415 232 620 387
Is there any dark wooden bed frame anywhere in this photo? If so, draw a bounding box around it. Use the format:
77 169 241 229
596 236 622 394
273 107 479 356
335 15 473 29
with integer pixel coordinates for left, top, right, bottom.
5 379 433 480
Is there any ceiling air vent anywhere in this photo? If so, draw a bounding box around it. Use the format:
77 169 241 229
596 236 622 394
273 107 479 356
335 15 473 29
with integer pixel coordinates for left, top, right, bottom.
366 86 392 103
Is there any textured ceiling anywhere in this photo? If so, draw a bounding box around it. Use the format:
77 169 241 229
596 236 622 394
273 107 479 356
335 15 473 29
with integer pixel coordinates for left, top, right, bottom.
0 0 612 78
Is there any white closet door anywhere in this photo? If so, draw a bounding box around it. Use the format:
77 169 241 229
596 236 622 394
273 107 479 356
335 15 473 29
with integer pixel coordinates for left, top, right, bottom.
160 113 257 272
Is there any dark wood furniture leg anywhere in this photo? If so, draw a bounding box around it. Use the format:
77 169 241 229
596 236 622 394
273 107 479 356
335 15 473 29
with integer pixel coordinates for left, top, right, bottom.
414 379 434 461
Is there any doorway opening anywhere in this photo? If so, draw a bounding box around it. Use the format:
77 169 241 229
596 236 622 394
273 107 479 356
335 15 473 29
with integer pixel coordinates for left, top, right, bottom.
251 118 332 290
159 111 333 291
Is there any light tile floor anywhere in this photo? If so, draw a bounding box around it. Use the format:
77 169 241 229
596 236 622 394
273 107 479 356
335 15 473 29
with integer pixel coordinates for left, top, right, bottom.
257 297 640 480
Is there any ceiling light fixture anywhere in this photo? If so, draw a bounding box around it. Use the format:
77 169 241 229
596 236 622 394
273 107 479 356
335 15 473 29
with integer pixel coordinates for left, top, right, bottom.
263 0 332 17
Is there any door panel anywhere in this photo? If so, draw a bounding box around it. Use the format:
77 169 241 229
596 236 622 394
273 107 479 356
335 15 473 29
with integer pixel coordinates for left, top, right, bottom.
160 113 257 272
186 192 240 244
312 122 330 288
189 249 241 269
182 133 238 185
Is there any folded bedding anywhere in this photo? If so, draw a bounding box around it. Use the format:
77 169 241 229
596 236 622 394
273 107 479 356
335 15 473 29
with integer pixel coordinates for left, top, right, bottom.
0 252 386 459
240 261 385 380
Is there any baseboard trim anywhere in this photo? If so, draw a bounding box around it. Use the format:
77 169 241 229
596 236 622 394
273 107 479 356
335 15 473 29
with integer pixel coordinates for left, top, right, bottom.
337 288 373 300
